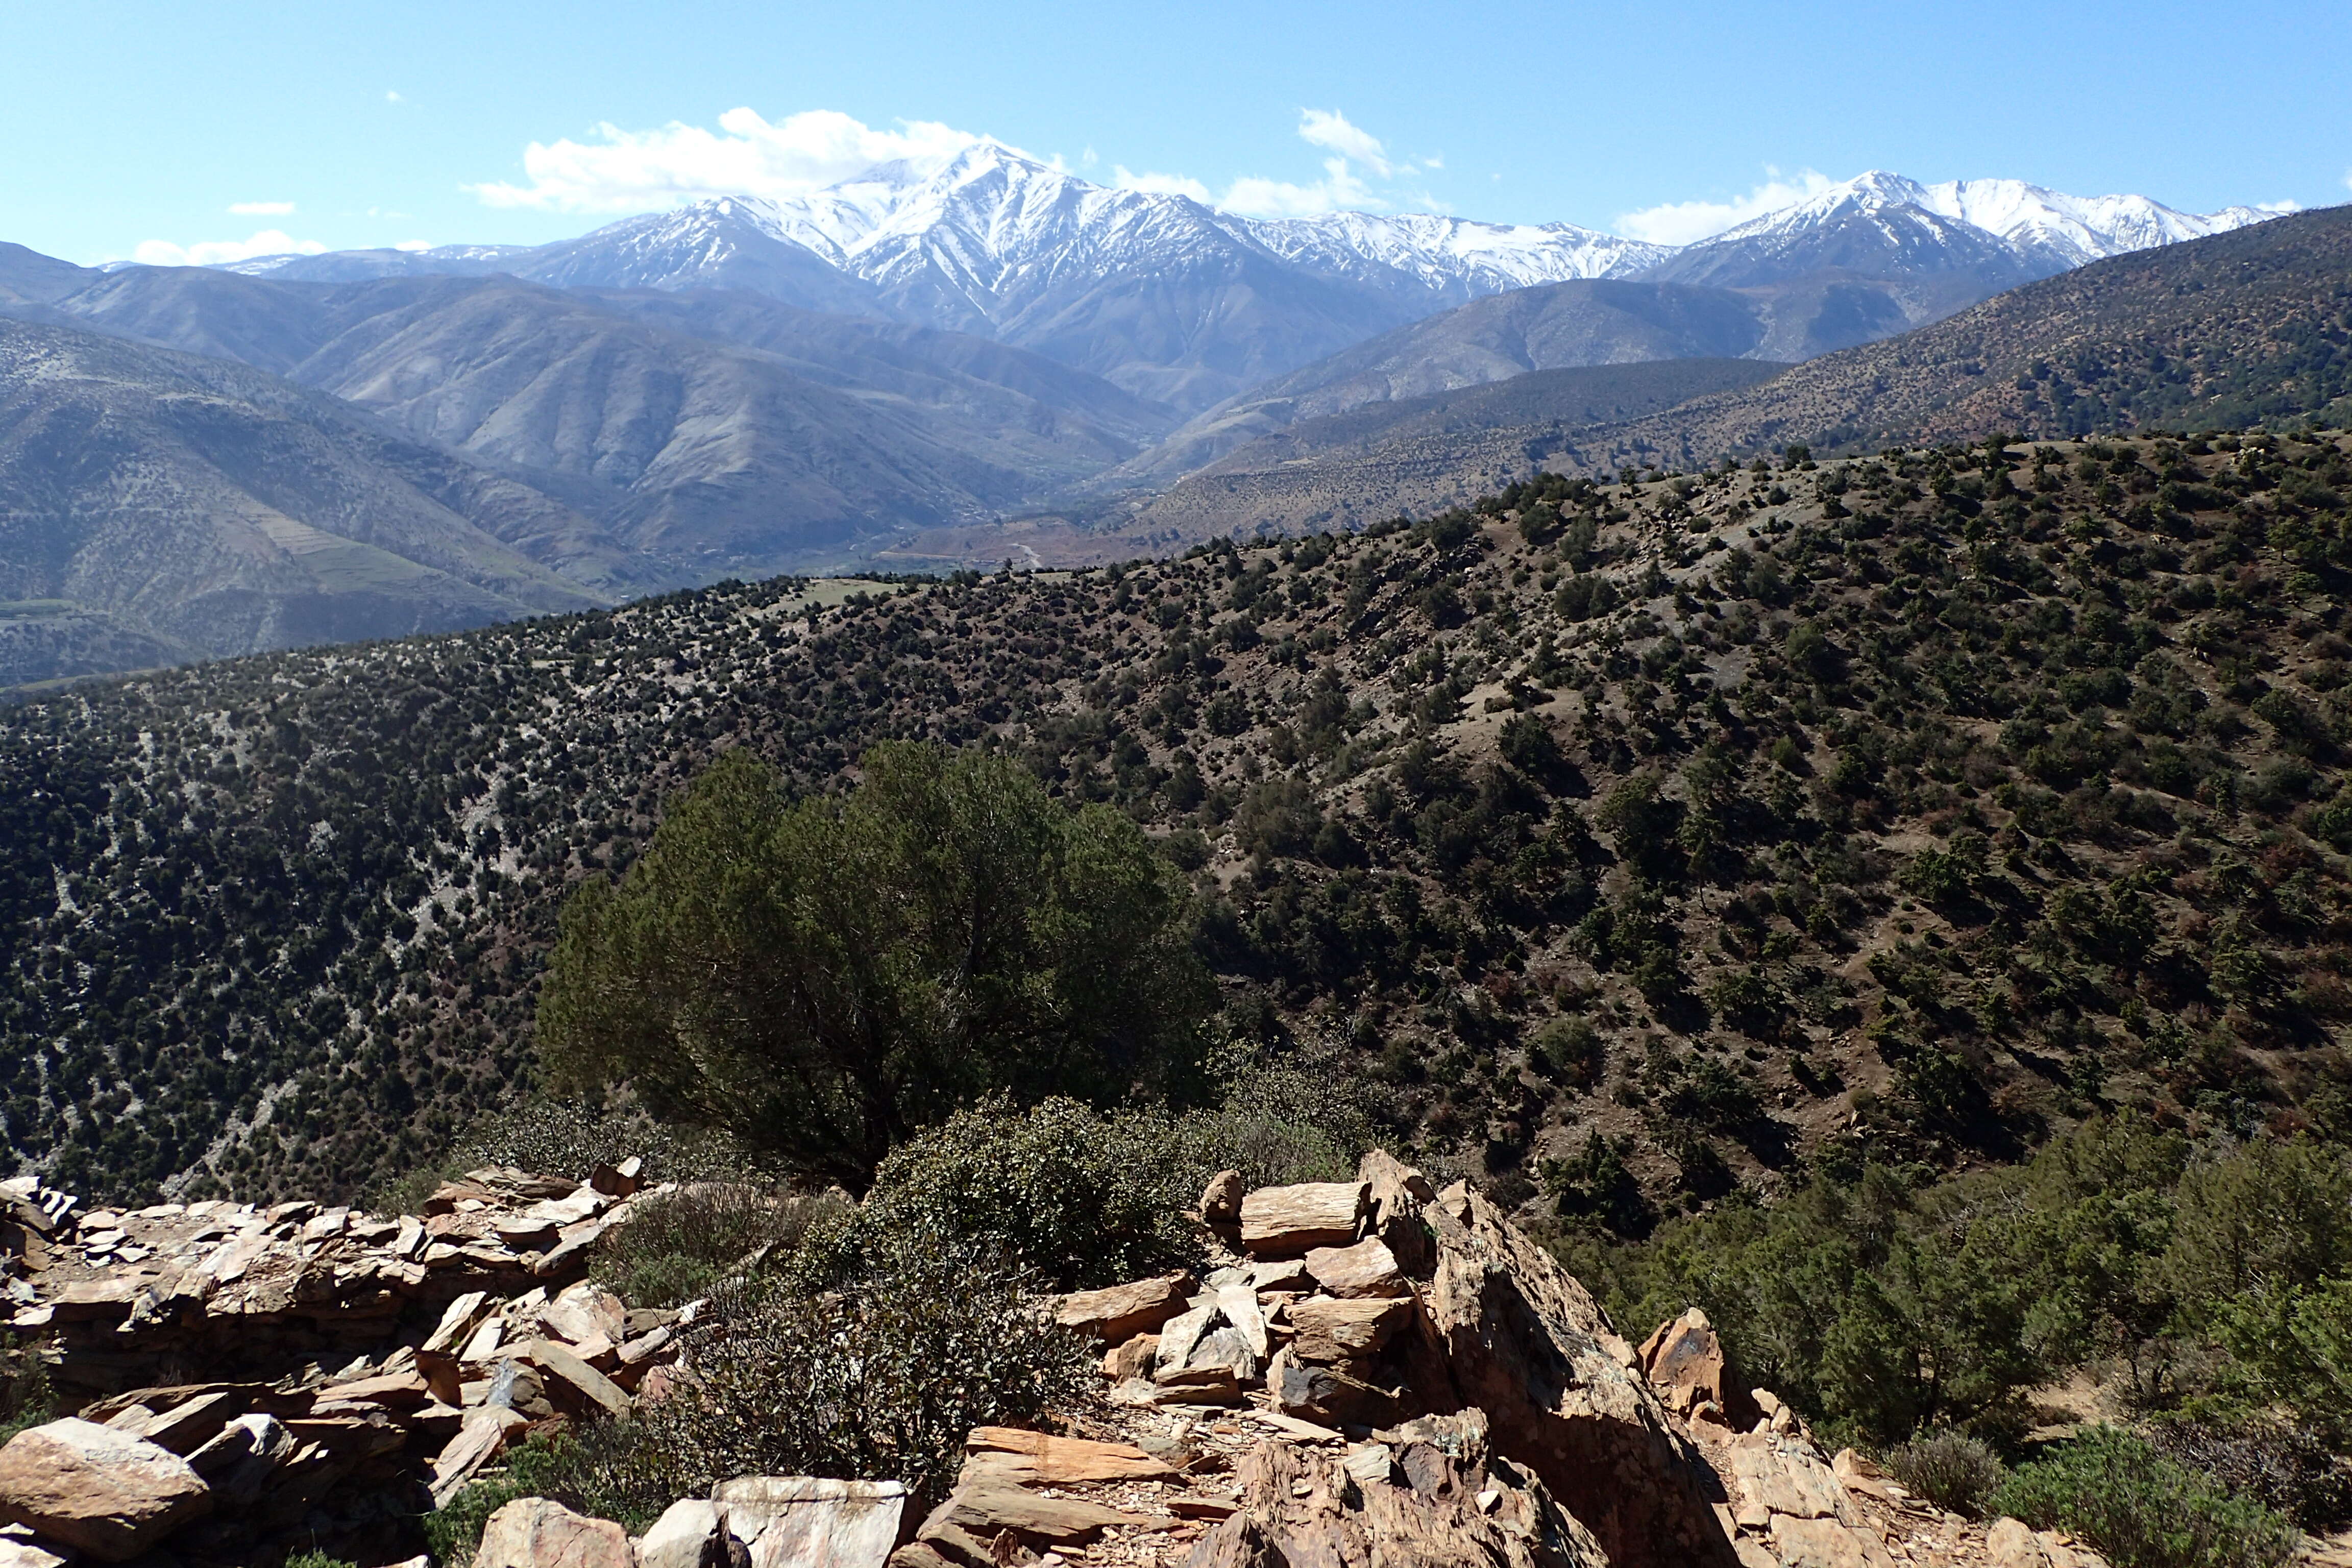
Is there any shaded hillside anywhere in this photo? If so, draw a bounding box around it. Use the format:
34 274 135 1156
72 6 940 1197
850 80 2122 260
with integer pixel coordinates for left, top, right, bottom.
43 268 1169 575
1610 202 2352 461
1108 281 1783 485
0 317 633 683
8 426 2352 1228
1132 207 2352 539
0 242 95 305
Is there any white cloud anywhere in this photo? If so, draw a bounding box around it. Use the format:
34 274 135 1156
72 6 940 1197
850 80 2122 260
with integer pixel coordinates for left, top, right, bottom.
2256 199 2302 214
1111 166 1212 203
470 108 983 212
1615 168 1837 246
1222 157 1378 218
394 239 436 252
1297 109 1390 178
228 201 295 216
386 90 403 104
131 230 324 267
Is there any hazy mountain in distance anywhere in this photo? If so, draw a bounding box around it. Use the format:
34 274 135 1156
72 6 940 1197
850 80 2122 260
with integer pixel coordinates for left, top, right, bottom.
39 266 1177 572
1104 281 1783 486
1116 358 1788 543
0 242 95 305
0 316 624 684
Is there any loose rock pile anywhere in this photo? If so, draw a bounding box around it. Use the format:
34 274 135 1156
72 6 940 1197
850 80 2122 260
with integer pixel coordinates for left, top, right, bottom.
1 1162 687 1564
1 1154 2115 1568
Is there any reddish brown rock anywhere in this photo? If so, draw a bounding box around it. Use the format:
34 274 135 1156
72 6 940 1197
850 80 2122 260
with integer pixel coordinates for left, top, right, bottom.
1303 1237 1410 1299
963 1428 1176 1485
1285 1295 1411 1364
472 1496 632 1568
1412 1183 1740 1567
0 1418 213 1563
1052 1273 1195 1342
1182 1417 1606 1568
1638 1308 1760 1428
1240 1183 1367 1257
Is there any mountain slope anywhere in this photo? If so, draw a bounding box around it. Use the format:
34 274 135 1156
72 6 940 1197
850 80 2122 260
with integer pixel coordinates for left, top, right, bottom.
1600 201 2352 465
0 316 621 682
1106 281 1784 485
0 242 96 305
44 267 1174 575
6 425 2350 1215
1130 206 2348 536
218 152 2261 424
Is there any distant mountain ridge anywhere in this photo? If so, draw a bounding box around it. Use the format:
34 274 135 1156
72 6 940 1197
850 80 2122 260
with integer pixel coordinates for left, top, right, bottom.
223 151 2269 415
1122 203 2352 542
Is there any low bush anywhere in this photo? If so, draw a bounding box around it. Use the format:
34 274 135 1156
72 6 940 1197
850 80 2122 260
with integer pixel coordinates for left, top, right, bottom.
0 1335 54 1443
575 1230 1092 1512
592 1181 848 1308
1171 1058 1382 1191
422 1432 602 1564
1884 1430 2006 1517
792 1096 1200 1292
1990 1427 2298 1568
377 1097 754 1213
2148 1415 2352 1533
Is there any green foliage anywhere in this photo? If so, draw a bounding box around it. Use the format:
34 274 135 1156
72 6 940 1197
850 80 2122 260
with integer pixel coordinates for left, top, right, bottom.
282 1553 357 1568
792 1096 1204 1293
0 1335 55 1444
538 743 1214 1184
424 1432 601 1564
1991 1427 2298 1568
575 1232 1093 1512
1883 1430 2007 1517
1592 1163 2043 1446
592 1180 849 1308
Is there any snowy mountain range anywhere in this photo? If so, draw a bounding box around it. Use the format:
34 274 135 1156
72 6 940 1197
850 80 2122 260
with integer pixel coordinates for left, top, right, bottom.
223 144 2274 413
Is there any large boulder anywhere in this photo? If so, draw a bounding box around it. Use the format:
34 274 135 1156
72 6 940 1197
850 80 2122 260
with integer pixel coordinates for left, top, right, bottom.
712 1477 910 1568
0 1418 212 1563
1239 1183 1367 1257
1408 1181 1740 1568
472 1496 633 1568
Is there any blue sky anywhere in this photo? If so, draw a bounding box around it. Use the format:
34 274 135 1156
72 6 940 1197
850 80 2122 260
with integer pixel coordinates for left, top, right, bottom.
4 0 2346 266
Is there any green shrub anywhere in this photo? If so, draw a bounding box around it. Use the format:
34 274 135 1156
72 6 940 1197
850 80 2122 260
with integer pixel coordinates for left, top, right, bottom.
581 1230 1092 1511
423 1432 601 1564
592 1181 849 1308
2148 1415 2352 1532
792 1096 1200 1292
1170 1058 1381 1191
375 1097 756 1215
1884 1430 2006 1517
1990 1427 2298 1568
0 1335 54 1444
283 1553 357 1568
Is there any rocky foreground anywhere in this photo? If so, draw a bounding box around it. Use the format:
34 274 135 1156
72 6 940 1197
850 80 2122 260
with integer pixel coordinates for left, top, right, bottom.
3 1155 2108 1568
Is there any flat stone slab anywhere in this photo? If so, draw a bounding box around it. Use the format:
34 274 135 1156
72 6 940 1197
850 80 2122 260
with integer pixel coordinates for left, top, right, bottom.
1240 1183 1367 1257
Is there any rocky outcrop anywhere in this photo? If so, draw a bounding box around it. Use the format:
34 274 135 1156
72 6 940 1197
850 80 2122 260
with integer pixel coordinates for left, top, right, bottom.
1185 1410 1608 1568
0 1162 689 1565
1 1149 2109 1568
